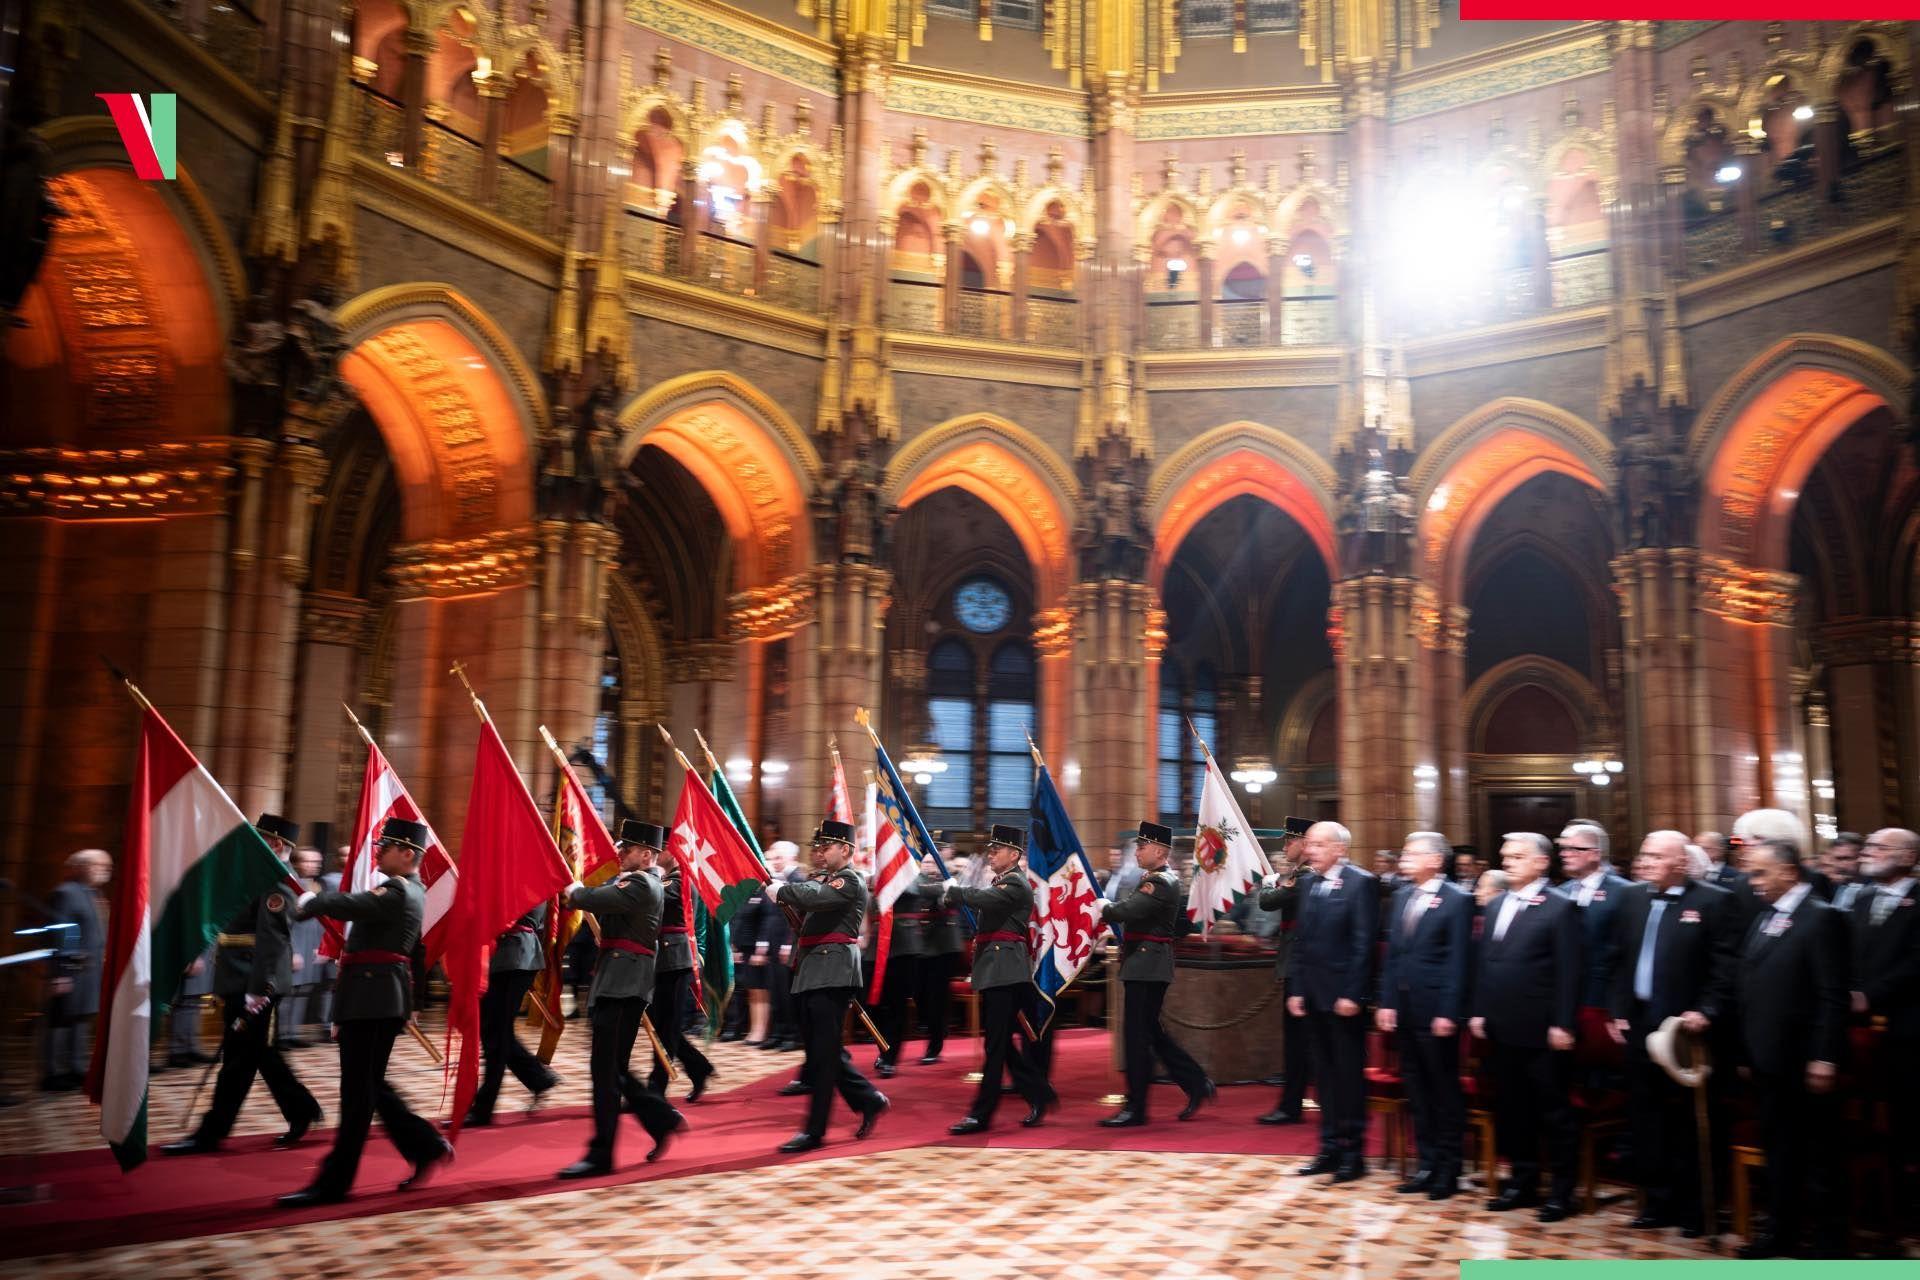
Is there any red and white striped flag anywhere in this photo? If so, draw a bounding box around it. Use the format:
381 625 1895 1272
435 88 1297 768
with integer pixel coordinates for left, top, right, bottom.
830 743 870 874
865 779 919 1003
323 739 458 963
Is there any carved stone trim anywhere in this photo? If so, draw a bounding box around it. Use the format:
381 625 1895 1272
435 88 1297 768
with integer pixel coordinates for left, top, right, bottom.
1698 554 1797 626
666 639 736 683
303 590 371 645
388 524 540 598
0 441 235 518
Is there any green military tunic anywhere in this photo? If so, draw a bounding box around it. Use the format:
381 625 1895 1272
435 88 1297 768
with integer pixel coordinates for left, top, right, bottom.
213 890 296 999
298 874 424 1021
1101 866 1182 983
774 867 867 993
569 871 663 1007
656 867 694 972
887 883 928 956
947 870 1034 991
918 872 965 955
1257 872 1303 982
492 902 547 974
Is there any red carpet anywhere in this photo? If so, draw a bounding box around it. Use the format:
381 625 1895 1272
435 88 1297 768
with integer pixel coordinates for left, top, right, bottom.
5 1030 1370 1260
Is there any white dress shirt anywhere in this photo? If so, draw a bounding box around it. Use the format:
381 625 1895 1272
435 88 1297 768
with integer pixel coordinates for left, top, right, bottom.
1492 878 1543 942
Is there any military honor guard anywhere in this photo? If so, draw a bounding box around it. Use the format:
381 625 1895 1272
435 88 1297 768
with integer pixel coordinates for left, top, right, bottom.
770 819 890 1152
464 903 561 1126
1608 830 1737 1236
164 813 323 1155
557 820 687 1178
646 855 716 1102
940 825 1056 1135
871 872 928 1077
1271 821 1376 1182
915 853 964 1064
1098 820 1213 1127
1470 831 1583 1222
278 817 451 1206
1375 831 1474 1199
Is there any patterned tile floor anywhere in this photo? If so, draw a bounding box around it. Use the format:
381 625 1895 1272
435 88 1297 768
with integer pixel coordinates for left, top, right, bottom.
8 1145 1724 1280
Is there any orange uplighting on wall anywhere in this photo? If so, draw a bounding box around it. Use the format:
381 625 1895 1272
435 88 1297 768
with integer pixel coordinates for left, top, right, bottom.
640 400 811 590
897 439 1073 610
1151 448 1339 589
1419 428 1604 602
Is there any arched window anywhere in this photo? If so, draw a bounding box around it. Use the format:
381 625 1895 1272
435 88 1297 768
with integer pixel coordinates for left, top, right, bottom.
1157 661 1216 825
986 643 1036 820
588 637 618 820
926 638 974 819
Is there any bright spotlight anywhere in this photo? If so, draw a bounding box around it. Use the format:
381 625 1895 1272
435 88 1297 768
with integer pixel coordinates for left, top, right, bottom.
1792 103 1814 122
1165 256 1188 274
969 215 991 236
1231 226 1251 246
1715 163 1743 184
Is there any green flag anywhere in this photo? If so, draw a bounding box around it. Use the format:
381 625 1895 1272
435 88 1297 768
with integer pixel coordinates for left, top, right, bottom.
697 768 763 1035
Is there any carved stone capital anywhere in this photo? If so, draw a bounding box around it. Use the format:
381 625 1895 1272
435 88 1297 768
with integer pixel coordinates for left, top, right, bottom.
388 525 540 599
1698 555 1797 627
666 639 736 684
302 591 370 646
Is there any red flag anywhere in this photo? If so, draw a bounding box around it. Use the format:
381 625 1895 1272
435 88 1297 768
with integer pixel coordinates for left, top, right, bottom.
668 761 769 920
325 740 458 962
442 720 573 1142
866 784 914 1004
830 747 869 874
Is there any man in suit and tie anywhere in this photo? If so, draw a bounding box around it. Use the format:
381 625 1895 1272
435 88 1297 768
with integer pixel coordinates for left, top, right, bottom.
1849 827 1918 1213
1471 831 1583 1222
1608 830 1738 1235
1734 833 1848 1259
1556 820 1633 1065
1824 833 1869 913
1269 820 1376 1182
1376 831 1473 1199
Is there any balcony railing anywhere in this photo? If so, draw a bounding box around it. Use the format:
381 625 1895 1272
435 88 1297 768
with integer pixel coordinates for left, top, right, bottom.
1682 143 1906 275
765 251 822 312
1280 296 1338 344
1027 296 1078 348
953 289 1011 341
625 212 685 279
419 116 483 203
495 158 552 239
888 280 944 335
201 1 272 91
353 83 406 167
1215 299 1268 348
1145 300 1200 351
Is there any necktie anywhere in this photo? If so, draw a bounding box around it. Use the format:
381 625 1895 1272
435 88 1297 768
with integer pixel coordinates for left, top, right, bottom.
1633 898 1669 1002
1402 890 1425 937
1873 888 1900 926
1314 877 1332 898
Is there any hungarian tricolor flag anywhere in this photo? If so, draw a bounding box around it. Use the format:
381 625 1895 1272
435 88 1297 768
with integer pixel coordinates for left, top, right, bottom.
533 756 622 1061
667 761 765 924
1187 753 1272 934
89 706 295 1170
323 738 458 963
442 718 573 1141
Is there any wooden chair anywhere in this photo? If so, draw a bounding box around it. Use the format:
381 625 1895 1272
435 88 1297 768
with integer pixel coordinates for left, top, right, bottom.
1363 1029 1408 1175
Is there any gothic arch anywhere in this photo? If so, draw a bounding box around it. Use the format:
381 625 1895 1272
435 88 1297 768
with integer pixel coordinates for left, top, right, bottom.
1147 422 1339 587
1690 334 1908 567
334 284 544 541
1464 656 1605 756
1414 398 1614 602
617 371 818 589
1275 668 1337 765
884 413 1076 609
606 572 668 719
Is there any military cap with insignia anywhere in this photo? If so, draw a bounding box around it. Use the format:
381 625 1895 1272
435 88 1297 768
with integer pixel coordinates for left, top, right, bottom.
378 816 430 851
617 819 667 850
985 823 1026 853
1137 820 1174 849
256 812 299 845
812 818 857 846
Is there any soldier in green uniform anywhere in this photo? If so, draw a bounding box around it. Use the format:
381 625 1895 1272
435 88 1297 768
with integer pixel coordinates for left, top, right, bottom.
915 852 964 1064
770 819 890 1153
1098 820 1213 1127
941 825 1055 1135
464 902 560 1126
277 817 451 1206
871 872 927 1078
646 855 715 1102
557 819 687 1178
163 813 322 1154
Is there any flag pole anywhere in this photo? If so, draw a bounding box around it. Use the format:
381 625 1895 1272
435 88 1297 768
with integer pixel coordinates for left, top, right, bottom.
341 701 378 748
1185 717 1275 875
537 724 605 946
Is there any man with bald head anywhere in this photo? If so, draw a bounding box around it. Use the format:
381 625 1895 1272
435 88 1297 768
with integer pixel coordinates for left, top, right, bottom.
1608 830 1737 1235
1848 827 1918 1212
1265 820 1376 1182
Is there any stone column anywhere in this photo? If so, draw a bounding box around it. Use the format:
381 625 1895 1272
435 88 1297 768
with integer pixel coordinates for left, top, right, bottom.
790 566 882 825
1071 581 1155 851
663 640 738 821
548 113 577 240
476 71 507 207
1614 548 1705 836
1010 231 1033 342
1033 606 1071 776
941 221 963 332
1332 575 1424 854
400 28 432 169
677 158 703 278
1695 557 1802 829
1266 234 1287 341
1421 592 1471 841
752 189 773 297
1197 241 1216 347
1733 143 1761 253
1816 618 1907 831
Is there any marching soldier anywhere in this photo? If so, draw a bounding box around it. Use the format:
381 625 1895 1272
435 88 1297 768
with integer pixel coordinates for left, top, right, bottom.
278 818 451 1206
1098 820 1213 1127
646 855 715 1102
871 871 927 1077
164 813 322 1155
771 819 890 1152
557 820 687 1178
915 852 964 1064
941 825 1055 1135
464 902 561 1126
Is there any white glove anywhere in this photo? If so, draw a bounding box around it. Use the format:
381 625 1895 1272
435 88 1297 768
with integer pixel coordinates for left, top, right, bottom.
245 993 269 1016
567 880 585 897
296 890 317 909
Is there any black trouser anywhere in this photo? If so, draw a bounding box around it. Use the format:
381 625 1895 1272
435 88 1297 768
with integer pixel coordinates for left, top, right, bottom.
1020 984 1056 1088
1121 980 1206 1116
1490 1040 1578 1200
195 994 317 1143
874 953 919 1066
1305 1007 1367 1157
646 968 712 1093
768 959 798 1044
41 1002 90 1081
796 986 885 1138
917 951 958 1056
1276 1003 1312 1111
1623 1007 1700 1223
585 996 680 1163
1396 1018 1463 1175
1753 1067 1842 1251
309 1017 440 1195
969 986 1049 1123
470 967 556 1121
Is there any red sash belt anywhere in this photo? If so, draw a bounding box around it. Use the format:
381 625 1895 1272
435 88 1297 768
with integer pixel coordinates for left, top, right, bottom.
599 938 656 957
1126 933 1174 944
798 931 857 947
342 950 409 967
894 912 929 921
659 925 690 935
976 930 1030 950
504 924 539 935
